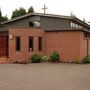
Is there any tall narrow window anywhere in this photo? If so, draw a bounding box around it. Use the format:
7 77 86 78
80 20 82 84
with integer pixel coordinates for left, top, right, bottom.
38 37 42 51
16 36 21 51
29 37 34 51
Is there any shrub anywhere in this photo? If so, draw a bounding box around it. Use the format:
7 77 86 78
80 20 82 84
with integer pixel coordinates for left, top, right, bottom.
82 56 90 64
75 59 81 64
74 58 81 64
31 54 42 63
50 51 59 62
41 56 49 62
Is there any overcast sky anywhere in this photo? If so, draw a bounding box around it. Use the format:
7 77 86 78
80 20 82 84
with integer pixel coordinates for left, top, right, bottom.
0 0 90 21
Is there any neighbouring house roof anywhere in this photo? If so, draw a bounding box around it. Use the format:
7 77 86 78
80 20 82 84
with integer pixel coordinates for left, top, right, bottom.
2 13 90 29
0 27 8 31
0 22 8 31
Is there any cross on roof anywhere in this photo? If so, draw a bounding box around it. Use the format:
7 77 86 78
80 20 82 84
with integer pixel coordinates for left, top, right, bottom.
42 4 48 14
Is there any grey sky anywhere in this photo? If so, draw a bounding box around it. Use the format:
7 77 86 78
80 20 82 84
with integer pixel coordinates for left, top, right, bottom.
0 0 90 21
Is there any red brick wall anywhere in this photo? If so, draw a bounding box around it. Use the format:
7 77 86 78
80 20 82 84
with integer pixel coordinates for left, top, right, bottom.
8 28 90 62
44 31 82 62
8 28 45 62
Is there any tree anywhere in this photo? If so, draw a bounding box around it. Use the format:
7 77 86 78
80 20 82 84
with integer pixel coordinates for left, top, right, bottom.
0 9 2 22
0 9 2 17
19 7 26 16
0 9 8 28
11 9 18 19
11 6 34 19
1 16 8 21
0 9 8 22
28 6 34 13
11 7 26 19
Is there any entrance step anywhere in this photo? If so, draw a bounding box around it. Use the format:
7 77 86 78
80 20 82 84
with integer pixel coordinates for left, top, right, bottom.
0 57 9 64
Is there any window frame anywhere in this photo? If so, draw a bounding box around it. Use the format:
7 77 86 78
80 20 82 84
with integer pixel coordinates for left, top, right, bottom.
38 36 42 51
29 36 34 52
84 32 90 38
15 36 21 51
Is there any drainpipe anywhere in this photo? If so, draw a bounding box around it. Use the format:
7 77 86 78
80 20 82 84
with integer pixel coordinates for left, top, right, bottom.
87 38 89 56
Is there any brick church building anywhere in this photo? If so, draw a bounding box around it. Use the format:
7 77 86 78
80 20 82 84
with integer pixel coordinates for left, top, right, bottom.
0 13 90 63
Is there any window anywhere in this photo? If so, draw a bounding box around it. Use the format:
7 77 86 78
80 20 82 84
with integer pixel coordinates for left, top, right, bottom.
29 37 34 51
38 37 42 51
34 21 40 27
70 22 83 29
84 32 90 38
29 21 34 27
16 36 21 51
29 21 40 28
71 22 79 28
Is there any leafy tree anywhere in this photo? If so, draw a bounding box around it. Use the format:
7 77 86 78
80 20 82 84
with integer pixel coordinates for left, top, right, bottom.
11 9 18 19
0 9 2 22
1 16 8 21
19 7 26 16
0 9 8 22
11 7 26 19
28 6 34 13
0 9 2 18
11 7 34 19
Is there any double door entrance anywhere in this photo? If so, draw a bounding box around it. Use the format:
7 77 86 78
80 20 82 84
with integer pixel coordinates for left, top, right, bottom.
0 36 8 57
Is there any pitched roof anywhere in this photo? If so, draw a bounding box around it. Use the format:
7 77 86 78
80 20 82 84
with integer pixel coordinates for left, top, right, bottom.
1 12 90 29
1 13 72 24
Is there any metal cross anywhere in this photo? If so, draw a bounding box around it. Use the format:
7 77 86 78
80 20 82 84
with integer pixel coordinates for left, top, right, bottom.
42 4 48 14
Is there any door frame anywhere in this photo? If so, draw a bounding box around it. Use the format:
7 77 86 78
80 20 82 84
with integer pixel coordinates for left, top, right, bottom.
0 30 8 57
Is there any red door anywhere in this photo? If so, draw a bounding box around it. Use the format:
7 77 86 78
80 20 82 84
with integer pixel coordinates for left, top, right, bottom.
0 36 8 57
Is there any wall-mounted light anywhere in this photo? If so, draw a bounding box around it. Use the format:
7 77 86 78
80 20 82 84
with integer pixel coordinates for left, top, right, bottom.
9 34 14 40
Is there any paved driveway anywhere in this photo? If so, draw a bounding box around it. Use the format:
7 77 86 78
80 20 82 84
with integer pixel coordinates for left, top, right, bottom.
0 63 90 90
